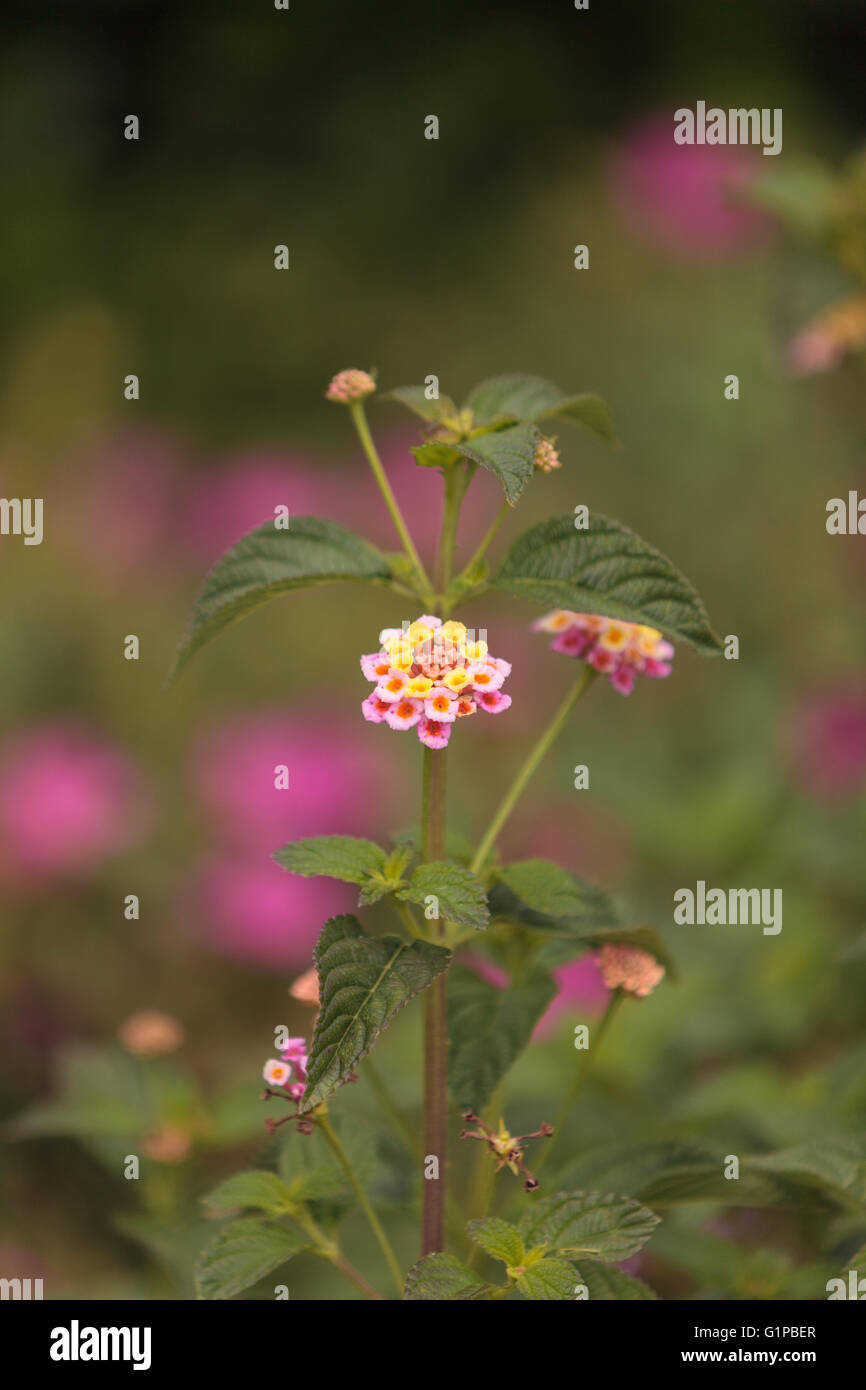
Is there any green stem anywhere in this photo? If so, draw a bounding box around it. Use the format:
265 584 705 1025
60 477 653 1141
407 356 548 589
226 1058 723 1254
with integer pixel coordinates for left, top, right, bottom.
328 1251 386 1301
470 665 598 876
421 744 448 1256
437 465 462 604
318 1113 404 1297
537 989 623 1174
294 1206 385 1301
349 400 432 596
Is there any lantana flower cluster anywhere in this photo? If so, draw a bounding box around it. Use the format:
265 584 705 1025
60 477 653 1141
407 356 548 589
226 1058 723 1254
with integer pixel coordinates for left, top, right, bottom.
361 616 512 748
533 609 674 696
262 1036 308 1102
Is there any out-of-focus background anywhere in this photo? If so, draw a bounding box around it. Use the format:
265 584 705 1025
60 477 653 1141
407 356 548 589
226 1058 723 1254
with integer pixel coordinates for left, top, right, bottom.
2 0 865 1300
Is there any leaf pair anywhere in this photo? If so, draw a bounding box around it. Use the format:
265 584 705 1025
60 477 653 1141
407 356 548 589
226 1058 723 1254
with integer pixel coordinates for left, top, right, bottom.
274 834 489 929
168 506 721 682
404 1191 660 1300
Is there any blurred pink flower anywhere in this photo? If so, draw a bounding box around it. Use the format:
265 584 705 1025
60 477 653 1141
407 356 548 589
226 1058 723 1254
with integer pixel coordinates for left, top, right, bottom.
190 710 391 853
789 683 866 801
534 956 608 1039
180 855 351 969
182 451 334 560
0 723 150 883
462 952 607 1041
608 116 773 259
73 428 189 580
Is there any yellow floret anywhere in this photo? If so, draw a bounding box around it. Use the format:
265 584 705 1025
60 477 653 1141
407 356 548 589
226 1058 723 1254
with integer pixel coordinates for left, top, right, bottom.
598 623 631 652
443 667 471 692
464 639 489 661
406 675 433 697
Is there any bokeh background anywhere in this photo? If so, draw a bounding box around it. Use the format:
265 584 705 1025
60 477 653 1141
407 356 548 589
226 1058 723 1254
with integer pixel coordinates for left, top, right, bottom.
2 0 865 1300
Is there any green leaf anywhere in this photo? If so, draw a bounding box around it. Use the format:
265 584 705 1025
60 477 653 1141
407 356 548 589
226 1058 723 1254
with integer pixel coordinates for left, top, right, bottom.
195 1218 309 1300
440 423 541 506
464 374 615 443
411 442 463 470
556 1140 772 1208
382 384 458 423
404 1253 491 1301
397 861 489 931
572 1261 658 1300
448 964 555 1111
749 1138 866 1200
495 859 620 927
492 513 722 655
516 1257 577 1300
466 1217 525 1267
168 517 393 683
202 1170 297 1217
517 1191 660 1262
300 914 451 1113
546 393 616 443
273 836 393 907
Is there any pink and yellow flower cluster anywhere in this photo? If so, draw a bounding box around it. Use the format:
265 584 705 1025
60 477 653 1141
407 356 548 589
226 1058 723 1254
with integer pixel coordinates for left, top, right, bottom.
361 616 512 748
262 1037 309 1102
533 610 674 696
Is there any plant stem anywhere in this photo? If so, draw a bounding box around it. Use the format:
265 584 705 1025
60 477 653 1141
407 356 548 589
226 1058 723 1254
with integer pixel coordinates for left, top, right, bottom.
349 400 432 596
470 665 598 876
537 989 623 1174
421 744 448 1255
437 465 463 604
318 1112 404 1297
295 1206 385 1300
327 1250 386 1301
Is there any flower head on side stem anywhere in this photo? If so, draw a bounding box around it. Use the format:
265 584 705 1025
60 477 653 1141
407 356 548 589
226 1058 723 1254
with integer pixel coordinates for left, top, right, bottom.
361 616 512 748
459 1111 553 1192
326 368 376 403
533 610 674 696
597 944 665 997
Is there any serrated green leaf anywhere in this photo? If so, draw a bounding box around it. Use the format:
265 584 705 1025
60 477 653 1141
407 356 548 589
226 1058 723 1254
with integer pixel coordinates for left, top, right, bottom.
465 373 565 424
749 1138 866 1198
492 513 722 655
404 1253 492 1300
195 1218 309 1300
397 861 489 932
168 517 393 683
556 1140 771 1208
202 1170 297 1216
572 1260 658 1300
496 859 620 926
441 423 541 506
273 836 389 890
463 374 615 442
516 1256 577 1300
466 1217 525 1267
448 964 555 1111
300 915 451 1113
382 384 458 423
517 1191 660 1262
